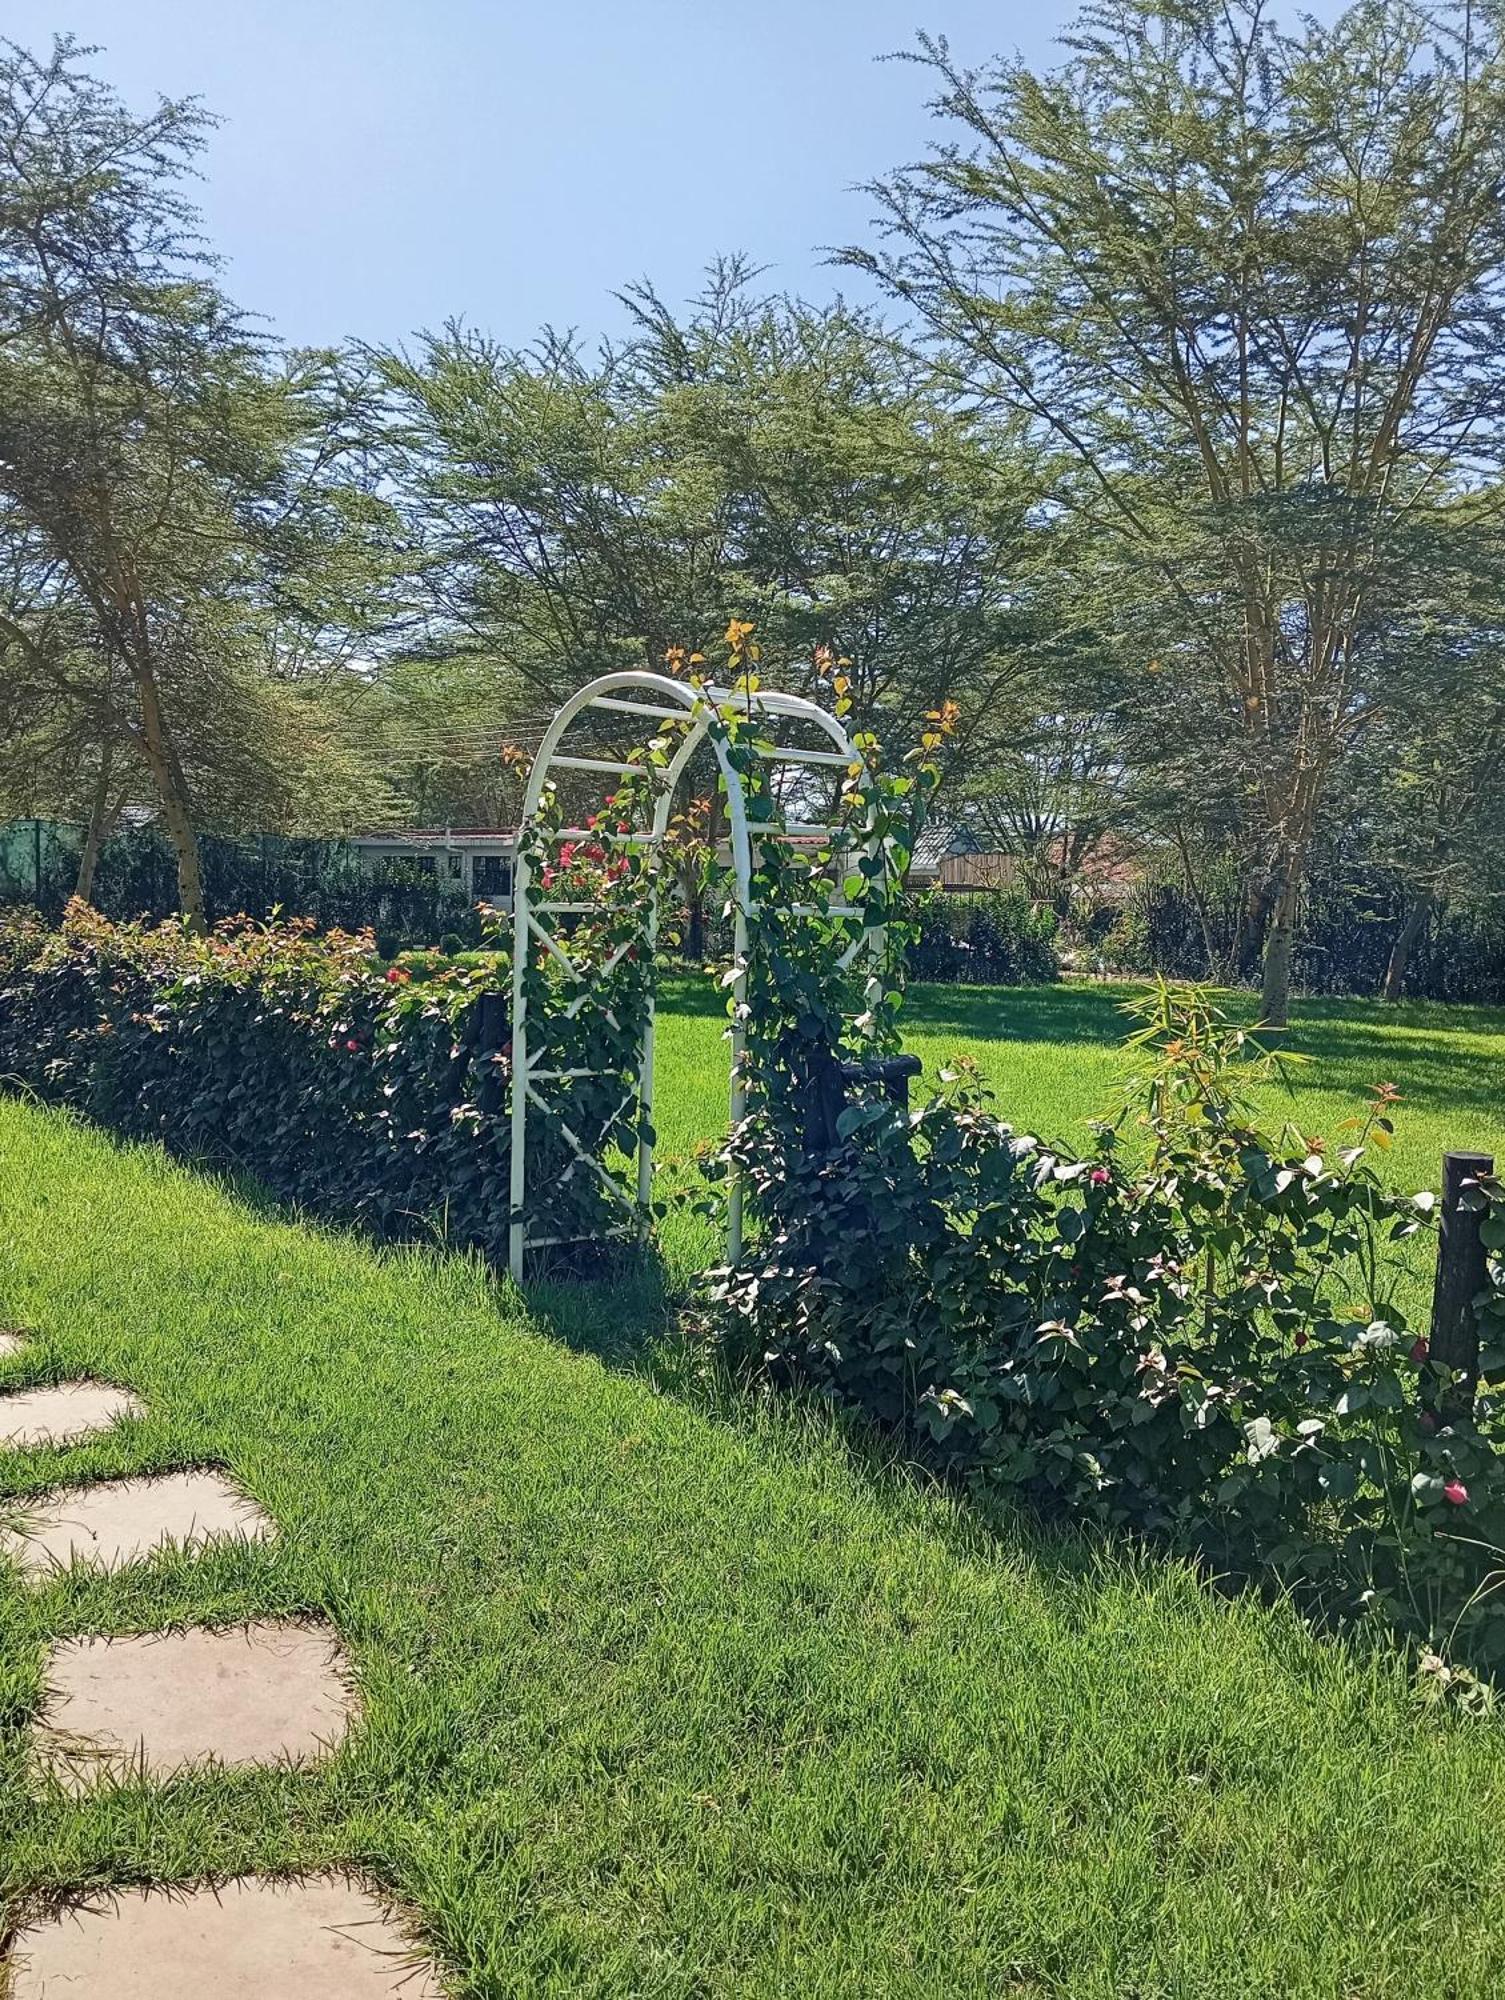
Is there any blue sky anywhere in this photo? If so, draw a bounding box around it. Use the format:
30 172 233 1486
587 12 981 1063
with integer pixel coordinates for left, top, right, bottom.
8 1 1088 352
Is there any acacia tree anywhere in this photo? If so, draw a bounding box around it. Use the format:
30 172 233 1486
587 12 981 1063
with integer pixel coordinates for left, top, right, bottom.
369 263 1071 808
1352 654 1505 998
951 693 1137 896
0 38 395 922
847 0 1505 1021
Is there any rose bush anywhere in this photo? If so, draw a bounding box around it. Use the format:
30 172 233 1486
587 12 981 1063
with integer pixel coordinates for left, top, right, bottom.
705 981 1505 1676
0 898 638 1265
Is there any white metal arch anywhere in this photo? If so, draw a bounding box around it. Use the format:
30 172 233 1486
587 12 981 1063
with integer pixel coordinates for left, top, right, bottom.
508 669 878 1280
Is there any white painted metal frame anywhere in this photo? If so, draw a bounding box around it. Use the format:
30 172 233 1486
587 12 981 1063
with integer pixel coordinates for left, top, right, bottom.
508 669 878 1280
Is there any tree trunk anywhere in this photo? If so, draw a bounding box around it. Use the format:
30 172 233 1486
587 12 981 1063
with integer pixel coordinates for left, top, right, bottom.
1172 821 1218 977
1258 852 1304 1027
1228 865 1275 985
1382 891 1434 1002
74 743 116 905
134 660 205 930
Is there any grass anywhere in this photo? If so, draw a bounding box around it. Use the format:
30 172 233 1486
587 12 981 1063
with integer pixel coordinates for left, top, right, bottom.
7 1090 1505 1994
3 980 1505 1993
648 977 1505 1296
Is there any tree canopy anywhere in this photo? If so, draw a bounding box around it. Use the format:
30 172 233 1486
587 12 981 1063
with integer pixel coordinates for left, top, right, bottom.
2 7 1504 1002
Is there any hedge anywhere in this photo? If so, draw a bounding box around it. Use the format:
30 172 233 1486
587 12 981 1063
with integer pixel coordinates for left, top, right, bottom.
905 887 1061 984
0 904 632 1267
1103 877 1505 1003
0 820 485 956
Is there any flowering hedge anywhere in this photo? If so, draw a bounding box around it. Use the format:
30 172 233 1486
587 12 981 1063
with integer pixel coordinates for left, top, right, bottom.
0 901 630 1265
705 981 1505 1684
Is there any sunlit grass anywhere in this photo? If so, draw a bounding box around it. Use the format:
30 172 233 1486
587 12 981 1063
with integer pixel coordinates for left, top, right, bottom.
650 976 1505 1300
6 1098 1505 1994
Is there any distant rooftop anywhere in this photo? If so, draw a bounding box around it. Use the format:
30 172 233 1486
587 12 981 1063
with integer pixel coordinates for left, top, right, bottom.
350 828 518 848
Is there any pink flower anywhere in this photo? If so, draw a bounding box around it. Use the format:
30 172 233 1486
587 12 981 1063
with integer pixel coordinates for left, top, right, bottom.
1444 1479 1469 1507
1410 1338 1429 1364
1090 1167 1111 1186
385 966 409 985
345 1038 360 1052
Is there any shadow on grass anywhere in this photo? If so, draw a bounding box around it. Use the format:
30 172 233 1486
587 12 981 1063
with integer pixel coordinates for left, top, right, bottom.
510 1264 1409 1679
6 1096 1449 1694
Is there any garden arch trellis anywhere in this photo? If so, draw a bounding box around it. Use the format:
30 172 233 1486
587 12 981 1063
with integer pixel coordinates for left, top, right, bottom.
508 668 884 1280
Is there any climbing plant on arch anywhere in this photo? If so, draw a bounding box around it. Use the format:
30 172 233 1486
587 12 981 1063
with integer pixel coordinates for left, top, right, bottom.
507 636 952 1279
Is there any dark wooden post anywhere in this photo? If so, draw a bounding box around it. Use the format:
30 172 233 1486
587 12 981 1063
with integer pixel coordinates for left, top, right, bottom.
473 991 510 1115
474 990 509 1051
1429 1151 1495 1417
840 1053 922 1111
801 1051 923 1160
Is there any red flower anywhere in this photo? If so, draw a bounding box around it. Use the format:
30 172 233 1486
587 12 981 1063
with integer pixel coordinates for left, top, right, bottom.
1090 1167 1111 1186
1444 1479 1469 1506
1293 1330 1309 1349
1419 1410 1438 1433
558 843 576 866
345 1038 360 1052
385 966 410 985
1410 1338 1430 1364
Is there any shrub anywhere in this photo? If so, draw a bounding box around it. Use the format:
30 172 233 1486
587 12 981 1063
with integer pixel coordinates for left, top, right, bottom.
1097 872 1505 1002
905 886 1060 984
0 901 634 1265
1 819 486 952
704 982 1505 1674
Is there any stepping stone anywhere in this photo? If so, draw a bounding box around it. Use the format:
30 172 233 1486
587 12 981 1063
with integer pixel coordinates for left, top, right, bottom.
37 1619 355 1791
0 1331 26 1359
2 1470 274 1582
0 1381 143 1449
7 1874 441 1998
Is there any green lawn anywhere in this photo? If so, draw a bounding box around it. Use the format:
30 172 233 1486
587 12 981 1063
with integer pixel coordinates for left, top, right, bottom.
4 981 1505 1995
649 978 1505 1294
7 1082 1505 1994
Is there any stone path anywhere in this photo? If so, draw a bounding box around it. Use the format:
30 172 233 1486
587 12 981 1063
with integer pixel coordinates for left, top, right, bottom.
0 1330 26 1359
8 1875 441 1998
0 1341 442 1992
38 1619 354 1790
0 1380 143 1447
2 1468 274 1580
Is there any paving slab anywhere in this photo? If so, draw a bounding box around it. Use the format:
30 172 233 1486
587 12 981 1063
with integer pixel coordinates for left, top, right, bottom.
2 1469 275 1581
7 1874 441 1998
0 1330 26 1360
0 1381 143 1449
37 1619 355 1790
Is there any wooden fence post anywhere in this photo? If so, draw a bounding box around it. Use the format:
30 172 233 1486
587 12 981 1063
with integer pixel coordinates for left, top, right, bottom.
1429 1151 1495 1417
802 1051 924 1160
474 990 510 1116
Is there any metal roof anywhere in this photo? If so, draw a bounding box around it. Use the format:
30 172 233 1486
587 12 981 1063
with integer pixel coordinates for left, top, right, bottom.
911 819 986 869
350 828 518 849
